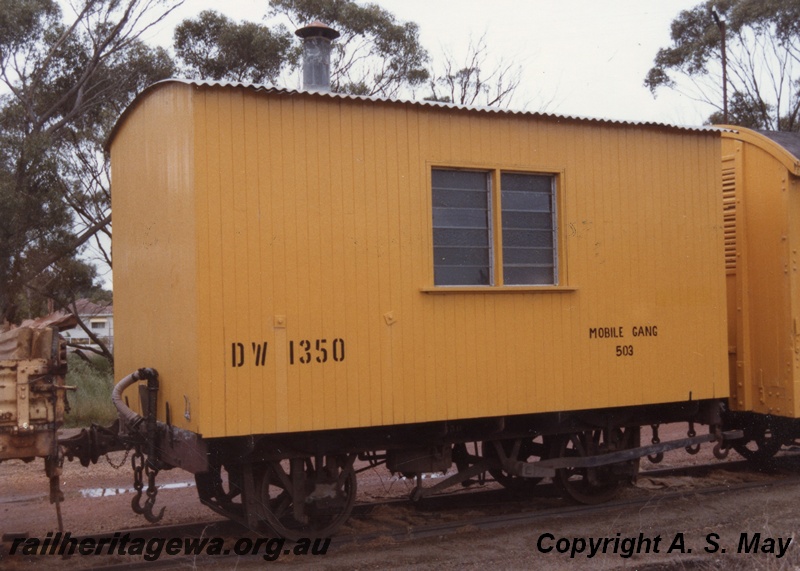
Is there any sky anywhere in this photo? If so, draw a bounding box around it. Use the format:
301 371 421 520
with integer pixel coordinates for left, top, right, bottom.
141 0 714 126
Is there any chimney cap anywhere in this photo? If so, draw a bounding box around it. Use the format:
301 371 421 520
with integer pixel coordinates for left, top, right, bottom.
295 21 340 41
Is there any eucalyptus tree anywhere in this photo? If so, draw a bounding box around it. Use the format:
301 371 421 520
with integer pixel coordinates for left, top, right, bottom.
645 0 800 130
173 9 293 83
0 0 178 354
174 0 429 98
269 0 429 97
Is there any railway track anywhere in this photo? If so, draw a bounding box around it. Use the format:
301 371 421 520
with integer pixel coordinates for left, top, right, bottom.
344 476 800 543
5 453 800 569
339 454 800 537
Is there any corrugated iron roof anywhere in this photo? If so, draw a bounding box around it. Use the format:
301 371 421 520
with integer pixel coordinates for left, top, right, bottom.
722 126 800 176
107 78 724 149
757 130 800 162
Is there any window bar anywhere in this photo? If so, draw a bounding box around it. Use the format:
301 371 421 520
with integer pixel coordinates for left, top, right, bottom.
490 170 503 287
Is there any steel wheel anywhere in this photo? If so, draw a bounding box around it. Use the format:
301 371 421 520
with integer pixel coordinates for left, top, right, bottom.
482 437 548 490
259 455 357 540
195 463 242 510
552 429 626 505
733 427 784 466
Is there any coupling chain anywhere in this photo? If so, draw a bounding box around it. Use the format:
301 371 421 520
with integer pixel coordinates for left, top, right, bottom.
647 424 664 463
106 447 131 470
144 462 162 520
131 447 145 514
685 421 701 455
130 446 166 522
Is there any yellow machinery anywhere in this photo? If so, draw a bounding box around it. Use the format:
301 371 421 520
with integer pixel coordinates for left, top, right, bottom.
0 324 66 460
0 323 68 527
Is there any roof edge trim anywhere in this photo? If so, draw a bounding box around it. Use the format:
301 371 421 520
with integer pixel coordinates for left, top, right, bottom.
107 78 727 151
720 125 800 176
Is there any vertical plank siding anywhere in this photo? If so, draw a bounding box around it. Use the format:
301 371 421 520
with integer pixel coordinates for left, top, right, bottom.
112 83 728 437
722 128 800 418
111 86 202 433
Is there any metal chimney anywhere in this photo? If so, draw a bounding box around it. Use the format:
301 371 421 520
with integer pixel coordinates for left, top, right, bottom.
295 21 340 92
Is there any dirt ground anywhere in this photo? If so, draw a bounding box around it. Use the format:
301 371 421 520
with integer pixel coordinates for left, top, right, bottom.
2 425 799 570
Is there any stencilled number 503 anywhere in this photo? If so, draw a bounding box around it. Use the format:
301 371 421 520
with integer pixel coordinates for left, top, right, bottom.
289 338 345 365
615 345 634 357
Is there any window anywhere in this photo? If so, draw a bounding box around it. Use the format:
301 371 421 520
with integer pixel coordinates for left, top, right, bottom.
500 172 557 285
432 168 557 287
91 320 107 330
432 170 492 285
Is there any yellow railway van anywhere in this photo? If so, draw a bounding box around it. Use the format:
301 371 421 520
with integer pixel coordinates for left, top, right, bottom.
721 127 800 460
108 79 731 536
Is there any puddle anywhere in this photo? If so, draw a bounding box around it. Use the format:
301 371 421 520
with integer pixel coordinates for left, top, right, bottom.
79 481 195 498
389 471 455 482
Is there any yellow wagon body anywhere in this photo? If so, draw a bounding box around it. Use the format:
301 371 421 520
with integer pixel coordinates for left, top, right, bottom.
110 80 728 439
722 127 800 418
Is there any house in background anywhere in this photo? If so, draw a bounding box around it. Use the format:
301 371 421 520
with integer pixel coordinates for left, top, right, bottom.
60 298 114 353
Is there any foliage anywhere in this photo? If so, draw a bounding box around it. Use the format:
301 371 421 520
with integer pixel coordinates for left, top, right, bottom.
1 0 524 335
174 0 430 97
64 353 116 428
645 0 800 130
0 0 179 325
174 10 293 83
270 0 429 97
14 258 98 316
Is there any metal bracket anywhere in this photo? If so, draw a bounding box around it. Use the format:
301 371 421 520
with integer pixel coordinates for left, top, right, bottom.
11 359 49 432
411 460 489 501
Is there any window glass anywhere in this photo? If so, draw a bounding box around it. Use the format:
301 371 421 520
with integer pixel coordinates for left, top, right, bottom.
501 173 556 285
432 168 557 287
432 170 491 286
